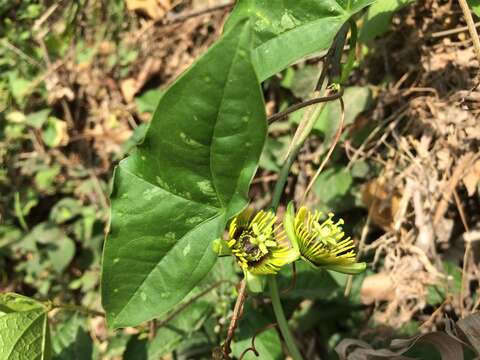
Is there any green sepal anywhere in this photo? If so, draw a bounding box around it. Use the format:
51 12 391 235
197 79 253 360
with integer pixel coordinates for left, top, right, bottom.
245 271 266 293
326 262 366 275
302 256 366 275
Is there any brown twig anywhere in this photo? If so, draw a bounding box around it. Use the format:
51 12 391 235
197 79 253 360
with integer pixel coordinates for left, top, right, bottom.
420 296 452 329
1 40 42 67
267 88 344 124
135 2 234 41
223 279 248 358
159 2 235 26
431 21 480 38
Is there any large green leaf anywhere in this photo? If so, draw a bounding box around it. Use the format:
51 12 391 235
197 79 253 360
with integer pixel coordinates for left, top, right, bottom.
226 0 377 81
0 293 51 360
101 20 267 328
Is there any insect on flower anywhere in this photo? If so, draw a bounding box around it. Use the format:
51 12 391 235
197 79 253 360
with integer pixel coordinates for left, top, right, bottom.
215 208 299 291
284 202 366 274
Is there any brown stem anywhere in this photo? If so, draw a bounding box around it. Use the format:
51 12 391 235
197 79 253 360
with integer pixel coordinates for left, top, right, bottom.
222 279 248 358
148 319 157 340
267 89 344 124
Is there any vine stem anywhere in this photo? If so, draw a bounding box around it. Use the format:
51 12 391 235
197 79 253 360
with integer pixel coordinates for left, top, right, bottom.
223 279 248 358
267 129 307 360
268 276 303 360
265 76 334 360
264 23 348 360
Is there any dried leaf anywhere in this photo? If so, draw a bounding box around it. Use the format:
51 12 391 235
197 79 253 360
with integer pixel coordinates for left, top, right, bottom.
361 179 401 230
462 160 480 197
336 332 464 360
456 313 480 354
120 78 139 103
125 0 171 20
360 273 395 305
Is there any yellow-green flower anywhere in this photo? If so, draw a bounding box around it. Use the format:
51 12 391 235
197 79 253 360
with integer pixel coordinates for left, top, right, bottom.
284 203 366 274
226 208 299 276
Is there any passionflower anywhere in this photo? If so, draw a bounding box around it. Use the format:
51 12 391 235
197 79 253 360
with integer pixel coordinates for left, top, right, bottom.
284 202 366 274
217 209 298 291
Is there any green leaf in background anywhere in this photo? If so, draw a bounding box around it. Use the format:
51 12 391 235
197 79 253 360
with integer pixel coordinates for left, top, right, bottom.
7 71 31 106
359 0 416 43
314 86 372 139
226 0 377 81
443 261 462 295
23 222 76 273
468 0 480 17
101 20 267 328
52 314 93 360
35 165 61 192
313 166 354 212
42 117 68 148
50 198 83 224
290 65 320 99
146 257 234 359
26 109 51 129
123 335 148 360
0 293 52 360
135 89 163 114
259 136 291 172
0 225 22 250
231 308 282 360
147 301 211 359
